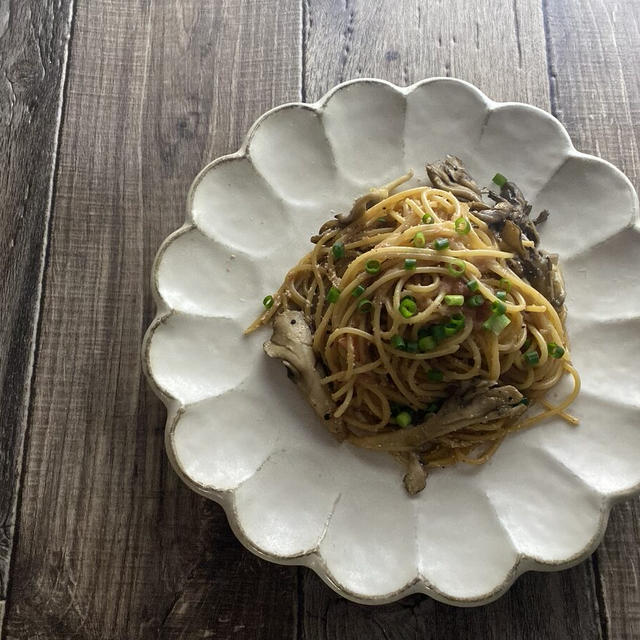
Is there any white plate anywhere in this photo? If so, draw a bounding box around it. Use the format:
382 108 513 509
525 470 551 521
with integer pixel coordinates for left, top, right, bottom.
143 78 640 606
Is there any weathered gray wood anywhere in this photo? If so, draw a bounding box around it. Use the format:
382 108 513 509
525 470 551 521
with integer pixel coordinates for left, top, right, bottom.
545 1 640 637
3 0 301 638
300 564 602 640
0 0 74 609
301 1 603 637
304 0 550 108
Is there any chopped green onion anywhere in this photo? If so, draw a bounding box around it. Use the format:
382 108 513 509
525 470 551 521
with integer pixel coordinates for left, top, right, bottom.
365 259 381 274
522 338 532 351
406 340 419 353
262 295 274 309
449 313 466 329
523 351 540 366
454 217 471 234
446 258 466 277
547 342 565 359
432 325 446 343
427 368 444 382
499 278 511 292
358 299 373 313
518 397 530 406
444 294 464 306
496 290 507 301
376 216 387 224
433 237 450 251
482 313 511 335
466 278 480 292
399 297 418 318
417 327 430 339
332 242 345 260
444 314 465 336
413 232 426 248
491 299 507 315
404 258 417 270
422 214 433 224
492 172 507 187
352 284 365 297
396 411 412 428
467 294 484 308
391 335 406 350
326 286 341 303
444 325 457 337
418 335 436 352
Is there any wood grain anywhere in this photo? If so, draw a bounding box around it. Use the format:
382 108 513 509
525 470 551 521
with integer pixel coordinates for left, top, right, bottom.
300 565 602 640
0 0 74 606
2 0 638 636
544 1 640 637
303 0 550 107
2 0 301 638
301 1 603 637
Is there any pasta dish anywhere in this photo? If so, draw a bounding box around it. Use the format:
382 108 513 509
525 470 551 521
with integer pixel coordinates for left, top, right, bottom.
246 156 579 494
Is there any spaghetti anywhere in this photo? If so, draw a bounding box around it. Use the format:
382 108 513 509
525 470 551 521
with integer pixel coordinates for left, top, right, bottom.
246 158 579 494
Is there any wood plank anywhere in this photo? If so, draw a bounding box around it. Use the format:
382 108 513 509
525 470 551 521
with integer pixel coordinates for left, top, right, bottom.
3 1 301 638
300 565 602 640
303 0 550 107
301 1 602 637
0 0 74 607
544 1 640 637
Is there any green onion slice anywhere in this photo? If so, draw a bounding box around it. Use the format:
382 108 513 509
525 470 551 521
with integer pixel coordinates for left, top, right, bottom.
491 300 507 315
466 278 479 292
482 313 511 335
446 258 466 277
496 290 507 301
404 258 417 270
365 259 381 274
326 286 340 303
396 411 412 428
352 284 365 297
433 237 450 251
547 342 565 359
492 172 507 187
422 214 433 224
262 295 274 309
444 294 464 306
418 335 436 352
427 368 444 382
391 334 406 350
332 241 345 260
399 297 418 318
413 232 426 248
499 277 511 292
467 294 484 308
432 325 446 343
454 217 471 234
523 351 540 366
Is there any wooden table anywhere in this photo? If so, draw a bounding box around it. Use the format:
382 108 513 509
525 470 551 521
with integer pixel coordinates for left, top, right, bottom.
1 0 638 637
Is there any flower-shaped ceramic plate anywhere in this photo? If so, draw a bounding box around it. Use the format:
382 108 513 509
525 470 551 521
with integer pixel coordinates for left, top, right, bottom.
143 78 640 606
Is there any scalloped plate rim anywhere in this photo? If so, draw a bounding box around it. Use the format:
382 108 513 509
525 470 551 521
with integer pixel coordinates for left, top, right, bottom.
142 76 640 606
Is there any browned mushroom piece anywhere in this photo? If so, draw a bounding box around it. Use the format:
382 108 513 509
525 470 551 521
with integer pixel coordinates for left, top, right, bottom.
349 380 527 452
263 310 346 440
427 158 564 314
426 155 486 205
403 452 427 495
335 188 389 226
